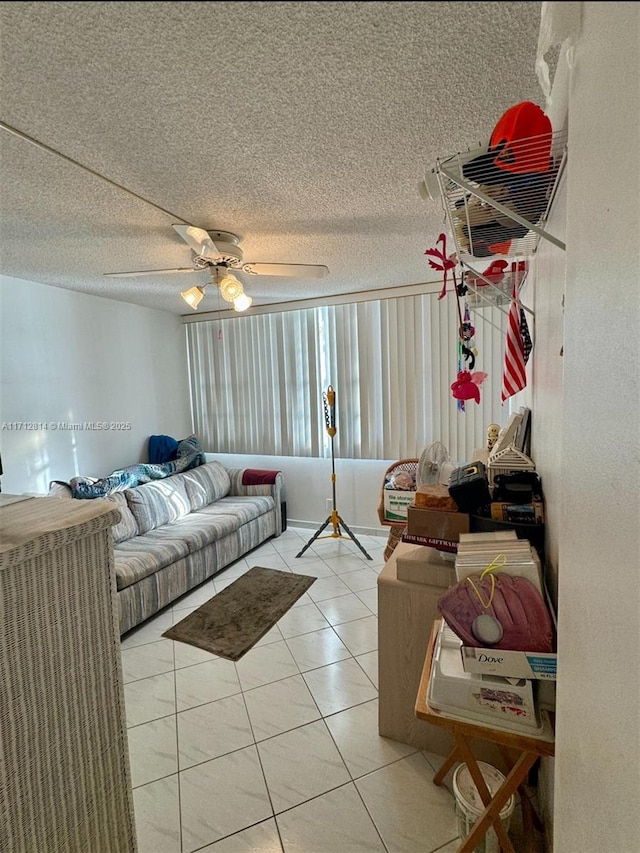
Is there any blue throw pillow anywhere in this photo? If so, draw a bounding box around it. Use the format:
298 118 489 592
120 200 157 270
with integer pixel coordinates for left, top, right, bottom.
148 434 179 464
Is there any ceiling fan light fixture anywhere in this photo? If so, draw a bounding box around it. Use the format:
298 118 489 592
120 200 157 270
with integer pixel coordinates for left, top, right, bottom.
218 272 244 302
181 285 206 310
233 292 253 312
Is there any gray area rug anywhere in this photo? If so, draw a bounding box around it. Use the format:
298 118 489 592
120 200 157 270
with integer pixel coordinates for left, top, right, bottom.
162 566 316 661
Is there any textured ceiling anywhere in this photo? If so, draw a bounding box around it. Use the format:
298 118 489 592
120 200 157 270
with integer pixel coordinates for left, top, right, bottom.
0 1 544 316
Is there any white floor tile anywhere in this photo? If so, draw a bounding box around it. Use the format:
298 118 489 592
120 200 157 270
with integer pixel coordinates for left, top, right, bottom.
305 574 352 602
284 557 335 577
276 783 386 852
245 554 290 571
356 752 458 853
314 592 373 625
323 553 374 574
234 640 300 691
303 658 377 716
338 567 379 593
355 650 379 688
121 609 176 649
254 623 284 648
177 694 254 770
173 638 219 669
214 573 244 593
324 698 416 778
124 671 176 728
332 615 378 657
243 674 321 741
215 558 251 579
175 657 242 711
355 587 378 614
257 720 350 813
198 818 283 852
120 526 471 853
284 626 351 672
276 602 330 639
171 581 217 614
121 640 175 684
128 715 178 788
180 746 272 853
133 775 181 853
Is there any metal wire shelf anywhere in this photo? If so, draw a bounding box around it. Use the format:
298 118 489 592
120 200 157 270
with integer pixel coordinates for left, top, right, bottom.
433 128 568 262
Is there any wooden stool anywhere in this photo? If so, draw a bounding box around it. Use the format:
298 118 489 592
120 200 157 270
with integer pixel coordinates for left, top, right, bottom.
415 619 555 853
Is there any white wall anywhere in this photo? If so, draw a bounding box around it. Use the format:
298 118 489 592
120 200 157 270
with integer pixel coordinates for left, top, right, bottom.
534 5 640 852
207 452 396 536
0 275 192 494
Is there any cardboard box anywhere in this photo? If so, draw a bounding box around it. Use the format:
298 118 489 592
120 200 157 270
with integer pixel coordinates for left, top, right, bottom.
382 489 416 522
460 645 557 681
395 542 456 587
406 506 470 551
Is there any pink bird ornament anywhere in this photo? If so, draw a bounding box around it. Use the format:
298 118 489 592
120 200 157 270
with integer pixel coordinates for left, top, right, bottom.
425 233 457 299
451 370 489 405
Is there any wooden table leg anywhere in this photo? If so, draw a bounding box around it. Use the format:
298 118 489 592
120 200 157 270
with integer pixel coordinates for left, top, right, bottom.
456 742 539 853
433 746 461 786
454 734 516 853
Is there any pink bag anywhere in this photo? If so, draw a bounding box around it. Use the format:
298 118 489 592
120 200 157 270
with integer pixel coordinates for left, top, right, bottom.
437 572 554 653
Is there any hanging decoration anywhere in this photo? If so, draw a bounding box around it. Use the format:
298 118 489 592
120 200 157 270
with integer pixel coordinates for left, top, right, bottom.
520 307 533 364
459 302 477 370
451 369 488 405
501 284 528 401
424 233 457 300
424 233 494 410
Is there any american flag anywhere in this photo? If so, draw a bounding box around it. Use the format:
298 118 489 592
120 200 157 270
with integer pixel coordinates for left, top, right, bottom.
501 286 527 402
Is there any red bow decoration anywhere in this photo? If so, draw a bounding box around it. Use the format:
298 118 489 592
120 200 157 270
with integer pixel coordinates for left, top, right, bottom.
425 233 457 300
451 370 488 405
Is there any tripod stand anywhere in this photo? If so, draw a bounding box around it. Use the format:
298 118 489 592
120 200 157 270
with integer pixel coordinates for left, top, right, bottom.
296 386 372 560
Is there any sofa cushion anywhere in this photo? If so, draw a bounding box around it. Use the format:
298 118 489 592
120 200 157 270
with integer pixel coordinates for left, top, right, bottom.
106 492 139 544
158 511 241 553
180 461 231 510
125 477 191 534
114 529 191 590
197 495 274 526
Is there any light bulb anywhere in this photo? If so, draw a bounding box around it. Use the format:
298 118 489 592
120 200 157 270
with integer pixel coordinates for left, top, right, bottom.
218 273 244 302
233 293 253 312
180 285 206 309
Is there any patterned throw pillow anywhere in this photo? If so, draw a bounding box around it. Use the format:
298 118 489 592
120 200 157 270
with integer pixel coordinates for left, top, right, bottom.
106 492 139 543
180 461 231 510
176 434 206 466
124 477 191 534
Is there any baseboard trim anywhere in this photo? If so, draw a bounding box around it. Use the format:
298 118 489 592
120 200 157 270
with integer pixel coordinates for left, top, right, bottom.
287 519 387 539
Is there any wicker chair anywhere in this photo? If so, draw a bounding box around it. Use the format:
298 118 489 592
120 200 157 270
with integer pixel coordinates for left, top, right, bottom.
377 458 418 561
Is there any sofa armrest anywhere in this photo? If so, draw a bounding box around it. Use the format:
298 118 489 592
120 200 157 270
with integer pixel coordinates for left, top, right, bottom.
227 468 284 536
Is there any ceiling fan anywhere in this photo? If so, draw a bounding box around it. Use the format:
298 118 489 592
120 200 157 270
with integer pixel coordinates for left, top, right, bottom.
104 225 330 311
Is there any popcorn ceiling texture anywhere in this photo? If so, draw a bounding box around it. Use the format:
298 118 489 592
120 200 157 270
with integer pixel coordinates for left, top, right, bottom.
0 2 543 314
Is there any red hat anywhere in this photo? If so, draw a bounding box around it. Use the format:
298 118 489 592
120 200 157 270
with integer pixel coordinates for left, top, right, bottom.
490 100 552 174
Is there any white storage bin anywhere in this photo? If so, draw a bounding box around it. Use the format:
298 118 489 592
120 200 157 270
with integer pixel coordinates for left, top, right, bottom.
453 761 515 853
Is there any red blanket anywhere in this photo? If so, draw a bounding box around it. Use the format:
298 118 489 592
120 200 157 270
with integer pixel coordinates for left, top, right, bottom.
242 469 280 486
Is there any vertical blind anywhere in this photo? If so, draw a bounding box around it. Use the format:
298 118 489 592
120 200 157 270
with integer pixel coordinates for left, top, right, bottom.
186 293 509 462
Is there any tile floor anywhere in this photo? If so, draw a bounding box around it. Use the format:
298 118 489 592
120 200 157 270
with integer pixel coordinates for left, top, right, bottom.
121 526 535 853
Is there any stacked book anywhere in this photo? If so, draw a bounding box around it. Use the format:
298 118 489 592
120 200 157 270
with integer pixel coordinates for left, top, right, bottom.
454 529 543 594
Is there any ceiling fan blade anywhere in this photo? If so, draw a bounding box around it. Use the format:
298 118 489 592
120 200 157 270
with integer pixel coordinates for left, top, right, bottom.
241 263 329 279
172 224 222 262
104 267 201 278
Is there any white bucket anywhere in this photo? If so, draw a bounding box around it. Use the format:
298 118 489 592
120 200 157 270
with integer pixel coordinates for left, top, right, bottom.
452 762 516 853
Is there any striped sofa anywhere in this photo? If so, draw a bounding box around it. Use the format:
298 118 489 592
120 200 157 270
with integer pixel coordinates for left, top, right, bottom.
104 460 283 634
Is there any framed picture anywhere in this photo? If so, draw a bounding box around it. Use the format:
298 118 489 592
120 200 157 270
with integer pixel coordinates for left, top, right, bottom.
490 411 522 457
